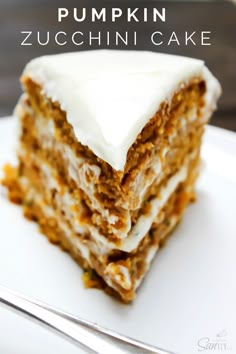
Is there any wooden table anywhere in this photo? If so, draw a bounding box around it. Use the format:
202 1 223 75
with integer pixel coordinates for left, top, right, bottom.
0 0 235 131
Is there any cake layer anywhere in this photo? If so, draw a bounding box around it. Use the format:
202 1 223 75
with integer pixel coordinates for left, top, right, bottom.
2 153 199 302
4 144 199 256
16 117 202 250
22 50 221 170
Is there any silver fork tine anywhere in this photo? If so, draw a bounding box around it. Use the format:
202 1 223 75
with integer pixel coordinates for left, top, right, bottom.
29 296 176 354
0 285 176 354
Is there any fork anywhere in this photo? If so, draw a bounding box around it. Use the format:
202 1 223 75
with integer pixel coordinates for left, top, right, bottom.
0 285 176 354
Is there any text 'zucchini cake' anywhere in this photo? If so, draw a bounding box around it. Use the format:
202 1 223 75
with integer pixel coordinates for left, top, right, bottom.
2 50 221 302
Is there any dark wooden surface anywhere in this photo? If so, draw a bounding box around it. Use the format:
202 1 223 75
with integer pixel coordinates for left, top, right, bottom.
0 0 235 131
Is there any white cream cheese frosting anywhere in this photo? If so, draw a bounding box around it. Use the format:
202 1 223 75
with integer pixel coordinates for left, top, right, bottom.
23 50 221 170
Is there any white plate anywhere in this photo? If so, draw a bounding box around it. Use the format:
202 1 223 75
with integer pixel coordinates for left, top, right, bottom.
0 117 236 354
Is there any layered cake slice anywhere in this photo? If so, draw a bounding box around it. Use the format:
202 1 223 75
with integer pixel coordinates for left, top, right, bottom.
2 50 221 302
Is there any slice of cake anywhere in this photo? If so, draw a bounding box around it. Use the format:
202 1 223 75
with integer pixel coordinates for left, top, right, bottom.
2 50 221 302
